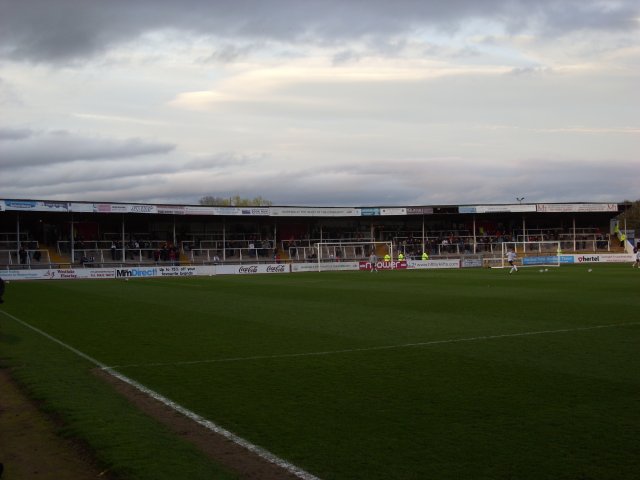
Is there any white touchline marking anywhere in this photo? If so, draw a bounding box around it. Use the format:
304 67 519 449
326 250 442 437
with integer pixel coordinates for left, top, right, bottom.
0 310 322 480
106 321 640 370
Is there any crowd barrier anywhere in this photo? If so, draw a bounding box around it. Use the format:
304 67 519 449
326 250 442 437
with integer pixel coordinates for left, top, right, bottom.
0 254 633 281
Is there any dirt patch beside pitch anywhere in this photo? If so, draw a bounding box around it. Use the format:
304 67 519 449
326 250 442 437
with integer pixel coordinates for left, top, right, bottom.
93 369 307 480
0 366 310 480
0 368 115 480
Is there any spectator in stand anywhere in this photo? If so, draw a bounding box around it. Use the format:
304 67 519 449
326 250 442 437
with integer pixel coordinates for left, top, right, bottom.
18 245 28 264
169 246 177 265
110 241 117 260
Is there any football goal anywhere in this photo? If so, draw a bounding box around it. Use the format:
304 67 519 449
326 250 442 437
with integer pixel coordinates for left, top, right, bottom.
315 241 393 271
496 241 562 268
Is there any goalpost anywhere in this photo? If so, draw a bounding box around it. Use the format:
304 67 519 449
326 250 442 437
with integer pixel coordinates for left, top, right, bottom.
315 241 393 271
497 240 562 268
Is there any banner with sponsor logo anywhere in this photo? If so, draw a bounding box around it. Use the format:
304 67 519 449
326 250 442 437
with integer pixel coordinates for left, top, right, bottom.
115 267 158 278
156 265 213 276
157 205 187 215
536 203 618 213
522 253 633 265
291 262 360 273
406 207 434 215
215 264 290 275
0 268 116 280
380 208 407 216
270 207 360 217
359 260 408 271
573 253 633 263
69 202 95 212
93 204 158 214
3 200 70 212
459 204 536 214
360 208 380 216
461 258 483 268
407 260 461 269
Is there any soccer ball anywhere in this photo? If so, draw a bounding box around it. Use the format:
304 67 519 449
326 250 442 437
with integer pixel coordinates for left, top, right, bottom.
544 269 548 272
588 268 592 273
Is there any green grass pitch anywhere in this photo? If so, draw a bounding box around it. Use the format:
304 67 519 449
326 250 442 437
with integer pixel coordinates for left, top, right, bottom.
1 264 639 479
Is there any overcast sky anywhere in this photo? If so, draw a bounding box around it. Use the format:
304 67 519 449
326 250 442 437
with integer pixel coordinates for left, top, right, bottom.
1 0 638 206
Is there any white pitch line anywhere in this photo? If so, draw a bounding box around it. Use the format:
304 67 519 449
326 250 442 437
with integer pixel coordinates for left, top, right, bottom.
106 321 640 370
0 310 321 480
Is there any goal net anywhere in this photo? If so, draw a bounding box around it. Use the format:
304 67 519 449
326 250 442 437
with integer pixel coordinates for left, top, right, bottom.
498 241 562 268
315 241 393 271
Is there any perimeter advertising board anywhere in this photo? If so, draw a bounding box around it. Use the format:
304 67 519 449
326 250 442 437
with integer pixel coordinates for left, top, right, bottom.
407 260 461 269
291 262 360 273
0 268 116 280
215 264 290 275
359 260 408 271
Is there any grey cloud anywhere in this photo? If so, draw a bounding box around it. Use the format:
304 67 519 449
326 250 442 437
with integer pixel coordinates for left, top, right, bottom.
202 44 257 64
1 153 636 205
184 153 260 170
1 0 637 63
0 130 175 168
0 77 24 106
0 127 33 140
1 158 179 190
508 65 552 76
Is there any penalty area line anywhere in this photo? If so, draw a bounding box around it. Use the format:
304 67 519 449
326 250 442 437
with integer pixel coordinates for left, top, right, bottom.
107 321 640 370
0 309 321 480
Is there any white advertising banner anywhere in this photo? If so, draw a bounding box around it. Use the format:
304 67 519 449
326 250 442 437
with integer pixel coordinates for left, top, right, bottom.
407 259 461 269
0 268 116 280
536 203 618 213
270 207 361 217
291 262 360 273
155 265 214 277
92 204 158 214
459 204 536 214
69 202 95 212
215 264 290 275
3 200 70 212
572 253 633 263
380 208 407 216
